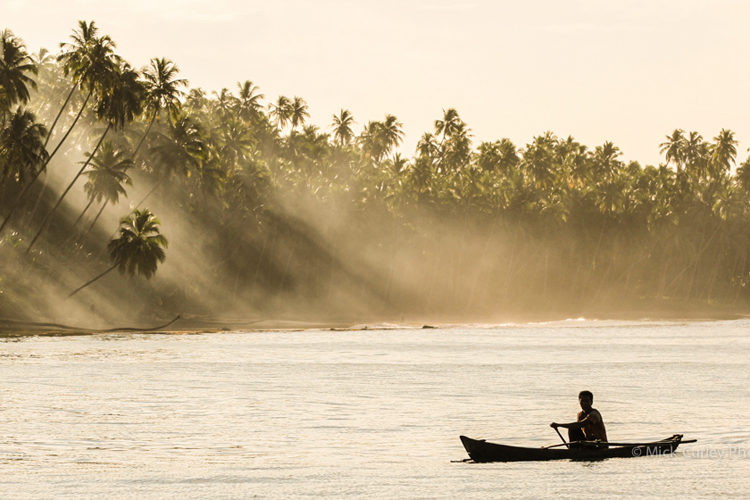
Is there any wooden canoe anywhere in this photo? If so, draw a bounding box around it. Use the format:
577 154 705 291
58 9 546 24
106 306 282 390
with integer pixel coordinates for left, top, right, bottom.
459 434 693 462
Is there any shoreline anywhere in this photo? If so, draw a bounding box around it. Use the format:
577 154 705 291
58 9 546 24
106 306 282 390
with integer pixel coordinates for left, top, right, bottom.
2 307 749 338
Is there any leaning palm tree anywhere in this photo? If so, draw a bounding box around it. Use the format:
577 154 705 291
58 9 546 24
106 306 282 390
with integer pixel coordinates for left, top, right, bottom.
48 21 119 154
134 57 186 157
127 58 188 206
0 108 48 187
0 23 119 237
269 95 292 129
0 29 38 108
68 208 167 297
289 96 309 131
44 21 99 145
27 61 144 252
331 108 354 145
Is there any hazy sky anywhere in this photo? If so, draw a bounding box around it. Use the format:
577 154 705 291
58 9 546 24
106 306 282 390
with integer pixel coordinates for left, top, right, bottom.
4 0 750 165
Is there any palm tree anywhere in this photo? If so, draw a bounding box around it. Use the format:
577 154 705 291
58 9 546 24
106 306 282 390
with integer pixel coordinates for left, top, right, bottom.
72 141 133 232
135 57 186 157
0 108 49 234
269 96 292 129
28 62 144 252
359 121 383 161
137 112 205 205
592 141 622 181
434 108 461 142
331 108 354 145
416 132 438 160
357 116 403 163
45 21 98 145
475 138 520 175
48 21 118 153
709 129 737 179
0 108 48 187
217 116 255 167
289 96 309 131
440 120 471 171
380 114 404 152
185 88 207 111
236 80 264 121
736 156 750 193
433 109 468 165
68 208 167 297
0 29 37 108
213 88 236 117
659 129 686 171
387 152 409 175
683 131 707 177
522 131 558 189
31 47 53 67
0 23 120 237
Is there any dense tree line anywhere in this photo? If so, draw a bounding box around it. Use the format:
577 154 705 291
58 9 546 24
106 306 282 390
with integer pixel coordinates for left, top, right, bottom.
2 21 750 322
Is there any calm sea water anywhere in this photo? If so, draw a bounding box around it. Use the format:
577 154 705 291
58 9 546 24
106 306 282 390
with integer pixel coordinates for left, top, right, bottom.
1 320 749 498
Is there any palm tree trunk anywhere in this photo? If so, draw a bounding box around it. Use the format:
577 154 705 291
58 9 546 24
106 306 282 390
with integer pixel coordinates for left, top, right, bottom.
44 83 78 148
132 112 156 159
0 87 94 237
136 174 164 207
26 176 48 222
45 87 94 167
65 198 99 247
70 197 96 230
83 200 107 238
68 264 117 297
26 123 111 253
0 174 42 235
103 174 164 243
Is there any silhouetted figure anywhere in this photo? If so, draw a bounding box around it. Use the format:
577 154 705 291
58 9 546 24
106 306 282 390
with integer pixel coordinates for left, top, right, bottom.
550 390 608 443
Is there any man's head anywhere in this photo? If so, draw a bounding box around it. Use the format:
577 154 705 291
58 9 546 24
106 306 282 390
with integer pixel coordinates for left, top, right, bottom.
578 390 593 410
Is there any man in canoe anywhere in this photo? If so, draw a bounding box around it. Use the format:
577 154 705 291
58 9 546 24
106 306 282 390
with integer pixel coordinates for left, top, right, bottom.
550 390 608 443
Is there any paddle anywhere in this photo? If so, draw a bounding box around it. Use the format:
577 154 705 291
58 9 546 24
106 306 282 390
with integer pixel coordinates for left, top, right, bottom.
553 426 569 449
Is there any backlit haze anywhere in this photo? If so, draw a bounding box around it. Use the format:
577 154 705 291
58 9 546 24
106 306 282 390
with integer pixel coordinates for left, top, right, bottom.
5 0 750 167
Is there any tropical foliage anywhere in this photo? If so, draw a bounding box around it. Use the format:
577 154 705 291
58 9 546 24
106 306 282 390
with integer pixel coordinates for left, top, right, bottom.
3 21 750 322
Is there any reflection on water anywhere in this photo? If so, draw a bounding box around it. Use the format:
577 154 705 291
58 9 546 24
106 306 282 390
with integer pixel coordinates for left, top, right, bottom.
1 320 749 498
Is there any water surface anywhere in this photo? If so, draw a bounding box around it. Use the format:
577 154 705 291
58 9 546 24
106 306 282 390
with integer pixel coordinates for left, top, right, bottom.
1 320 748 498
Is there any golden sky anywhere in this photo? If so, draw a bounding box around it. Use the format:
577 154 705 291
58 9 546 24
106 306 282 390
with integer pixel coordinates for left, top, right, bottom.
4 0 750 166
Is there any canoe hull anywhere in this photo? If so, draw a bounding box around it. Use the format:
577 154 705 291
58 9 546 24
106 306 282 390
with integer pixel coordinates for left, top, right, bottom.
460 434 686 462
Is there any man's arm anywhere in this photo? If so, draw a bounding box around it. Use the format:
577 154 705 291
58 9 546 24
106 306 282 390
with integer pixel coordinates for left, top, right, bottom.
550 420 585 430
551 412 596 429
